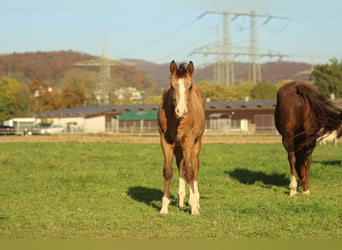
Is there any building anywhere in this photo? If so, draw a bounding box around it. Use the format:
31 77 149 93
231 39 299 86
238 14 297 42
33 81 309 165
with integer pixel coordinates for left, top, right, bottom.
205 100 276 133
33 100 278 134
35 104 159 133
3 117 35 135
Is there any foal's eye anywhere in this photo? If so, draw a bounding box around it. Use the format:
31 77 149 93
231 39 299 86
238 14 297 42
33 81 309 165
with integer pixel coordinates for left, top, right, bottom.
189 83 193 90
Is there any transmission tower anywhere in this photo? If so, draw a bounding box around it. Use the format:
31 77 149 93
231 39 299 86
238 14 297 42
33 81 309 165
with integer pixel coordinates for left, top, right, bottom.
74 33 127 105
193 11 288 84
197 11 240 85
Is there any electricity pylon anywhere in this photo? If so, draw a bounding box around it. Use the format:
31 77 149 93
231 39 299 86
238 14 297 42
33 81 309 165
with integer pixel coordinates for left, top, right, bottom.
193 11 288 84
74 33 126 105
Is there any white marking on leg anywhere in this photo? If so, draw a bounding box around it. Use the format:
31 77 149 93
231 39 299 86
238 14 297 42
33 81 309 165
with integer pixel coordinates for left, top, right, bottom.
189 181 200 215
160 196 170 214
178 177 186 208
289 175 297 196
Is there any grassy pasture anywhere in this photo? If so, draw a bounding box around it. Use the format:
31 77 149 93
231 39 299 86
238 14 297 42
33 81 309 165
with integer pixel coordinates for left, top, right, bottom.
0 140 341 239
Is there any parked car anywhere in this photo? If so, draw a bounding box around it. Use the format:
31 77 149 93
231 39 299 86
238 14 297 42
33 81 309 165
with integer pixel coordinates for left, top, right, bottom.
0 125 15 135
32 124 64 135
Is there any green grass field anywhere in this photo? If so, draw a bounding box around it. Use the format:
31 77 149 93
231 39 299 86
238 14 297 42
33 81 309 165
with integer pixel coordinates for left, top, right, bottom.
0 140 341 239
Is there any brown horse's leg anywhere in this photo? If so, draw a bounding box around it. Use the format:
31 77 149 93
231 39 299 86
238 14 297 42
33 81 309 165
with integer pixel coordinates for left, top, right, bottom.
294 148 305 187
301 147 314 194
160 138 174 214
282 136 298 196
174 145 186 209
288 151 298 196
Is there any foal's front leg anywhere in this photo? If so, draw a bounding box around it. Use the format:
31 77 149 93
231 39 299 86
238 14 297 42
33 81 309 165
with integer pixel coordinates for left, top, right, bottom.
160 140 174 214
184 140 200 215
174 146 186 209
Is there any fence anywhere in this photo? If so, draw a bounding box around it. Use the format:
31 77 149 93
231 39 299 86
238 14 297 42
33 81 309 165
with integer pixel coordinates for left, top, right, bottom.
112 115 276 134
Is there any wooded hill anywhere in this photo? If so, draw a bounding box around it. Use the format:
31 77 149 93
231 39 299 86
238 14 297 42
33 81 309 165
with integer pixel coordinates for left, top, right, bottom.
0 50 311 91
123 58 312 88
0 51 160 94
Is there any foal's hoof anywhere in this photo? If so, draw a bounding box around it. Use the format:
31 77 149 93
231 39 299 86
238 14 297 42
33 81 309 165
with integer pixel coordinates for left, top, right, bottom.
190 204 200 215
289 189 297 197
191 209 200 216
160 208 168 215
160 197 170 214
303 189 310 195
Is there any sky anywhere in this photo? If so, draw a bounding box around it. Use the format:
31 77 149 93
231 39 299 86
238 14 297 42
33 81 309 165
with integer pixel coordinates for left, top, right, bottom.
1 0 342 67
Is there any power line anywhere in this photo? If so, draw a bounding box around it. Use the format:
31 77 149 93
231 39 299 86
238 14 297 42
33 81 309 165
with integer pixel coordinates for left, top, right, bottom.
154 29 216 63
192 11 288 85
116 19 197 58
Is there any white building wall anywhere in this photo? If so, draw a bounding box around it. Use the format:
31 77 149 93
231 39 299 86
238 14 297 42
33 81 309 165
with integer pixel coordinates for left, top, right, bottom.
35 117 85 131
36 116 106 133
84 116 106 133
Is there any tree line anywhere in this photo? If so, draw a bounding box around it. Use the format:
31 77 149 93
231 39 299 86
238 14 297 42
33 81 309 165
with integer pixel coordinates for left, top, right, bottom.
0 51 160 122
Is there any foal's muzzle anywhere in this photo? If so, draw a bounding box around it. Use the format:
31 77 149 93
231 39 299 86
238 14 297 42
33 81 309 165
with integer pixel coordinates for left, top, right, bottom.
175 106 188 119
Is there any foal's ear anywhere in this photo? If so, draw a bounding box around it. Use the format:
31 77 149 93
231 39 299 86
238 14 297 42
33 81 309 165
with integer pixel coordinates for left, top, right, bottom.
187 61 194 75
170 60 177 74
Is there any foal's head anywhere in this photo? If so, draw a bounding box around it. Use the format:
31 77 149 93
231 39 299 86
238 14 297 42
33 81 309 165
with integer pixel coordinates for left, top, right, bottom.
169 60 194 119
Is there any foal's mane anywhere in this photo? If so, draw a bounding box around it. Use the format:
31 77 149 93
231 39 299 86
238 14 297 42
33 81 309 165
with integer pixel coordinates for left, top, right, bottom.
175 63 188 77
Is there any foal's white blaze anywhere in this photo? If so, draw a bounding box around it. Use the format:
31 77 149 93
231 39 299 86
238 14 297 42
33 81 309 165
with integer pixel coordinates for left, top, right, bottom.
175 78 188 118
189 181 200 215
178 177 186 208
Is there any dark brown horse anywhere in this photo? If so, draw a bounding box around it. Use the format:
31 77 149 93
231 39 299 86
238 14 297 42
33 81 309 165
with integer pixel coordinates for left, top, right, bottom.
275 81 342 196
158 60 205 215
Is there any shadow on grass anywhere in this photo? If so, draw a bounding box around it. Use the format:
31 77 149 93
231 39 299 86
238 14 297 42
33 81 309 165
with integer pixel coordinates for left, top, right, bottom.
127 186 177 212
313 160 342 167
225 168 288 188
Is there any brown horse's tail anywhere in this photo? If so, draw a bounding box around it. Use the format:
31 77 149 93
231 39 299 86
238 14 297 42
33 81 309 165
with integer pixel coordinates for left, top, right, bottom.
296 82 342 143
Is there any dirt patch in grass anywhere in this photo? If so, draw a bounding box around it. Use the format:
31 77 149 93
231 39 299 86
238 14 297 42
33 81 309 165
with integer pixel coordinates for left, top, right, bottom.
0 134 282 144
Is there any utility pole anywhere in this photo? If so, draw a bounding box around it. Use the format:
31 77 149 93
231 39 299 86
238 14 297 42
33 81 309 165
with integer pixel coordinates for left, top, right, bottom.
193 11 288 84
214 24 221 84
99 32 111 104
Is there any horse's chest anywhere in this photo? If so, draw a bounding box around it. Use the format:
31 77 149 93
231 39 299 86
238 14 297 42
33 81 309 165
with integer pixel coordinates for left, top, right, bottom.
175 120 198 141
164 120 190 141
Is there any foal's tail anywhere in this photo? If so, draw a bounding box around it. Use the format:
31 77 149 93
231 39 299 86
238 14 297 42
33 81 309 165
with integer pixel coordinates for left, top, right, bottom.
296 82 342 141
